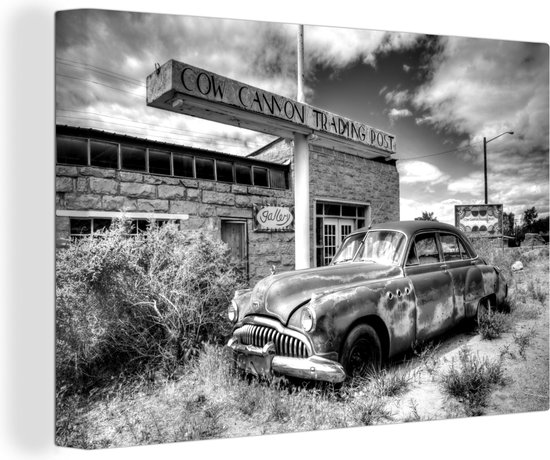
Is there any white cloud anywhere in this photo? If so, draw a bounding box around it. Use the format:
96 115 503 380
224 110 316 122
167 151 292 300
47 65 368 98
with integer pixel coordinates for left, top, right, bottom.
388 108 412 122
415 115 433 126
412 36 548 154
385 89 410 106
398 161 450 185
305 27 420 69
400 197 463 224
447 172 484 196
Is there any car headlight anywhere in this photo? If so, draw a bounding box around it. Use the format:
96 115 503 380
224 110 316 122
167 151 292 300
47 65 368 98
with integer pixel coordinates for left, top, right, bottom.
228 300 239 323
300 306 316 333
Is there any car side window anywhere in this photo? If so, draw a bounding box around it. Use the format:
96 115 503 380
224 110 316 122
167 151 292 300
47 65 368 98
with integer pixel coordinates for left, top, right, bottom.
406 241 419 266
456 237 472 259
414 233 440 265
440 233 462 261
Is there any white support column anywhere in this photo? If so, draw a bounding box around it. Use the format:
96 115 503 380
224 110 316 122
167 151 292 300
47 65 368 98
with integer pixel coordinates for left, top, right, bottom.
294 24 310 270
294 132 310 269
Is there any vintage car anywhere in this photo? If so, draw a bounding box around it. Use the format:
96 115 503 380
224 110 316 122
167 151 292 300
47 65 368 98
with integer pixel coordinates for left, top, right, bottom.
226 221 508 383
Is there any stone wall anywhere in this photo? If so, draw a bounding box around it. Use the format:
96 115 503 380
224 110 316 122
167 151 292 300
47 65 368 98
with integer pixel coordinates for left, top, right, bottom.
309 144 400 222
55 165 294 285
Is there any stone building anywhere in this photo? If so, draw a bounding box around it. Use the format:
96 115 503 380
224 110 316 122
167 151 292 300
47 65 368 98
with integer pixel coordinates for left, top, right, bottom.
55 124 399 284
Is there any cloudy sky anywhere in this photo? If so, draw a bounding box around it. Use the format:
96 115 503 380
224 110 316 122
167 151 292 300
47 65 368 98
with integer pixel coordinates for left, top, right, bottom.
55 9 549 225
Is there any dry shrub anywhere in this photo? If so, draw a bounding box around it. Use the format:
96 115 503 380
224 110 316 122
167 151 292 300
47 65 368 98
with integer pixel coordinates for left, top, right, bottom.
477 309 510 340
56 220 244 393
440 347 505 416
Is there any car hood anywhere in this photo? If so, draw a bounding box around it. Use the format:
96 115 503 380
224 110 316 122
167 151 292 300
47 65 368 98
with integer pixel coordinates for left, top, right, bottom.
247 262 402 324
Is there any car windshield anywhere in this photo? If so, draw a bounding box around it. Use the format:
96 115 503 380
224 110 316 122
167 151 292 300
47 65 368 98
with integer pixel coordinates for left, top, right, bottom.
331 233 365 264
357 230 407 265
331 230 406 266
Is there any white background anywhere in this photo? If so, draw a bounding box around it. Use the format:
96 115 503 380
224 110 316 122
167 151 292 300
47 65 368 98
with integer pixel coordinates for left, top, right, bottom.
1 1 549 459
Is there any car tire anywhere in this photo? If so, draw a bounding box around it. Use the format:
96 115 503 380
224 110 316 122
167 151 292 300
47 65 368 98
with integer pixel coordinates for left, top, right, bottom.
340 324 382 379
476 297 493 328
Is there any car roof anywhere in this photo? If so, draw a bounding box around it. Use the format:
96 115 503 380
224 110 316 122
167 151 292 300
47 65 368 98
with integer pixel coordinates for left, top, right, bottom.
351 220 463 239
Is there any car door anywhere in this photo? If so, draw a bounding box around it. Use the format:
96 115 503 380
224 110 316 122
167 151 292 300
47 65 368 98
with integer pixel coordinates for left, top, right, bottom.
404 231 455 342
439 232 473 321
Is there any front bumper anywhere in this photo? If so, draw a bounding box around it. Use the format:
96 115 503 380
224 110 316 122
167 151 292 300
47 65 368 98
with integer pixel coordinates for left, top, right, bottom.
226 337 346 384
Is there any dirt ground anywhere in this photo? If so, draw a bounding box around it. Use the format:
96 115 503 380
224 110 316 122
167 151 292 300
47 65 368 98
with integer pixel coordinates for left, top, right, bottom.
386 262 549 422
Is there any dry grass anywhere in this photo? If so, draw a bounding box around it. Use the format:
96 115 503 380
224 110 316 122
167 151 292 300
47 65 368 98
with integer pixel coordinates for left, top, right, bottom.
56 345 419 448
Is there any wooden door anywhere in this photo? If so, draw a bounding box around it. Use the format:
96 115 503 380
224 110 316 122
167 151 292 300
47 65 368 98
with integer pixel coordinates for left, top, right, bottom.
221 221 248 277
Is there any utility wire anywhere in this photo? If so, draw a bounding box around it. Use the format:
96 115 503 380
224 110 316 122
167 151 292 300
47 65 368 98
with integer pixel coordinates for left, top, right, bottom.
56 108 265 146
57 73 144 98
56 109 267 149
395 141 482 161
56 57 145 86
56 115 263 151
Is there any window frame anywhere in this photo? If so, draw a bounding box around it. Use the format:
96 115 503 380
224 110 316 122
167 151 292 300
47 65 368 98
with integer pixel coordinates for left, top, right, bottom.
314 200 370 267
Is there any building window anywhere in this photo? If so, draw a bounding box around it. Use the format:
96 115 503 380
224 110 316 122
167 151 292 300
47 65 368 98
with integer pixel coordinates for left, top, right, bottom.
57 136 88 165
121 145 146 172
315 202 368 267
195 157 215 180
216 160 234 183
270 169 287 189
125 219 170 234
70 218 112 238
90 140 118 168
69 217 172 239
173 154 194 178
149 149 171 175
253 167 269 187
235 164 252 185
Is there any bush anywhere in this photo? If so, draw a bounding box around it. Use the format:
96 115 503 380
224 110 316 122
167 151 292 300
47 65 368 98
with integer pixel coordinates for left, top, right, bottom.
477 309 510 340
440 347 505 416
367 368 411 397
56 220 244 392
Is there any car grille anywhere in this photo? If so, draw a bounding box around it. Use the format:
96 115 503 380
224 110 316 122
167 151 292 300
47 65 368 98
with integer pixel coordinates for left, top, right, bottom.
235 324 310 358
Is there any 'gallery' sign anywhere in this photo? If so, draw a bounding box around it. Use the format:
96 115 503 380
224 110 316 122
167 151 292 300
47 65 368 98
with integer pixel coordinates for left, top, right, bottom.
253 206 294 232
147 60 396 156
455 204 503 236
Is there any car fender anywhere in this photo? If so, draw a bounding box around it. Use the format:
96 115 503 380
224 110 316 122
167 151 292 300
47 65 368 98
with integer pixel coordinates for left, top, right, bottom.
464 264 485 317
301 276 416 360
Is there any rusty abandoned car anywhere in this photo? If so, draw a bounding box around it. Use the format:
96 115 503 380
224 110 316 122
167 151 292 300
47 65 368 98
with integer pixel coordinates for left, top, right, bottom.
225 221 508 383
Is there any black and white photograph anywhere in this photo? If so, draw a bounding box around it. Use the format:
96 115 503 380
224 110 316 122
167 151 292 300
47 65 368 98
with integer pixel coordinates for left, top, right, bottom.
2 1 549 459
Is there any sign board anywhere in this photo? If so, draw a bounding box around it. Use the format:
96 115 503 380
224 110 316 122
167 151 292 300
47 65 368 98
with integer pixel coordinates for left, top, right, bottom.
147 60 396 158
253 205 294 232
455 204 503 236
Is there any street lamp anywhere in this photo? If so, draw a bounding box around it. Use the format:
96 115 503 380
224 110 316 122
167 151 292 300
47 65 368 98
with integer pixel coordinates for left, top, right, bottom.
483 131 514 204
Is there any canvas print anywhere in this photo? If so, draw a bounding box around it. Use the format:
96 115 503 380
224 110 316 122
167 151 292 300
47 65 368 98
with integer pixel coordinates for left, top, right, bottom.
55 9 549 449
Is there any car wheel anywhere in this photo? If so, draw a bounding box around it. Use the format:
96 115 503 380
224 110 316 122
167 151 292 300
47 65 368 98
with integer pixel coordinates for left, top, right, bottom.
340 324 382 379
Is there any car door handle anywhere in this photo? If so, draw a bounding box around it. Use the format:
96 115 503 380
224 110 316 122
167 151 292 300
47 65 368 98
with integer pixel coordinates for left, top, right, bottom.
440 264 448 271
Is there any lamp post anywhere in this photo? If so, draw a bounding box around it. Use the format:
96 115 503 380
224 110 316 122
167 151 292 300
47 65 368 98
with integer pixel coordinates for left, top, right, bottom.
483 131 514 204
